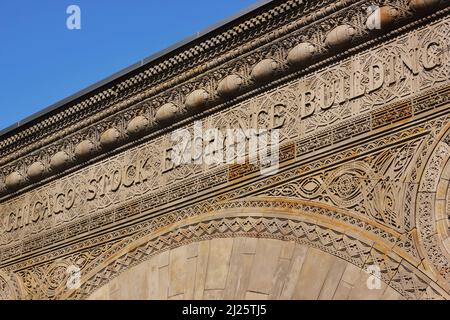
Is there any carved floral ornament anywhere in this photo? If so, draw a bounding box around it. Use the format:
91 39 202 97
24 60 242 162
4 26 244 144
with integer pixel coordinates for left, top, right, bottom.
0 0 448 196
0 271 19 300
414 125 450 286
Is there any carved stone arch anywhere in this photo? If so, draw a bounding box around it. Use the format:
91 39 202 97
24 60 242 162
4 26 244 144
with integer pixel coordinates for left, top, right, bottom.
415 123 450 291
59 199 448 300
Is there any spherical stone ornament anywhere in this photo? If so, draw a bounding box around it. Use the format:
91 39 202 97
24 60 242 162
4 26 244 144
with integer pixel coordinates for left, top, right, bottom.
251 59 279 82
100 128 121 148
127 116 150 135
185 89 209 110
50 151 70 171
27 161 45 180
217 74 243 97
155 103 178 123
5 171 23 189
287 43 316 66
409 0 441 11
366 6 399 30
75 140 95 159
325 25 356 48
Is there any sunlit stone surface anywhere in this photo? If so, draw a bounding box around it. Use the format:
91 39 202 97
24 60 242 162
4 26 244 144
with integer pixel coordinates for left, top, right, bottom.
0 0 449 300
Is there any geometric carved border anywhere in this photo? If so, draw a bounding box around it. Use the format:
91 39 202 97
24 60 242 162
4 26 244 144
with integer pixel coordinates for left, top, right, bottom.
61 205 449 300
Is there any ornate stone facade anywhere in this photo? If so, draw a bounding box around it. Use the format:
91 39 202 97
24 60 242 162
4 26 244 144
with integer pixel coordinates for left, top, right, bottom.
0 0 449 300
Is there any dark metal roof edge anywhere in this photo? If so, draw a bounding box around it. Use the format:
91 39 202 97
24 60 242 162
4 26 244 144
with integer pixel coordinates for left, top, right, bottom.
0 0 273 138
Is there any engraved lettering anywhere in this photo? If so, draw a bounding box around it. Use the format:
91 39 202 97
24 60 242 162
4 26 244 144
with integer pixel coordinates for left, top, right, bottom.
270 104 286 129
423 41 442 70
301 90 315 118
368 63 384 93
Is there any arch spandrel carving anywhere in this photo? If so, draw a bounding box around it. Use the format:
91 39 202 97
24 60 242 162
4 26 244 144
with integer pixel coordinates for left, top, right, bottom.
0 0 449 300
413 124 450 289
50 205 447 300
86 238 403 300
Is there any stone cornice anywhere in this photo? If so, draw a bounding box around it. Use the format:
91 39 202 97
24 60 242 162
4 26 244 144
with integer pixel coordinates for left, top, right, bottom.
0 0 448 197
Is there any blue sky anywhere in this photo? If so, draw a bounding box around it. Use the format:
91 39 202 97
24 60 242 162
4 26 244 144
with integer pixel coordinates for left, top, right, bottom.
0 0 259 131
